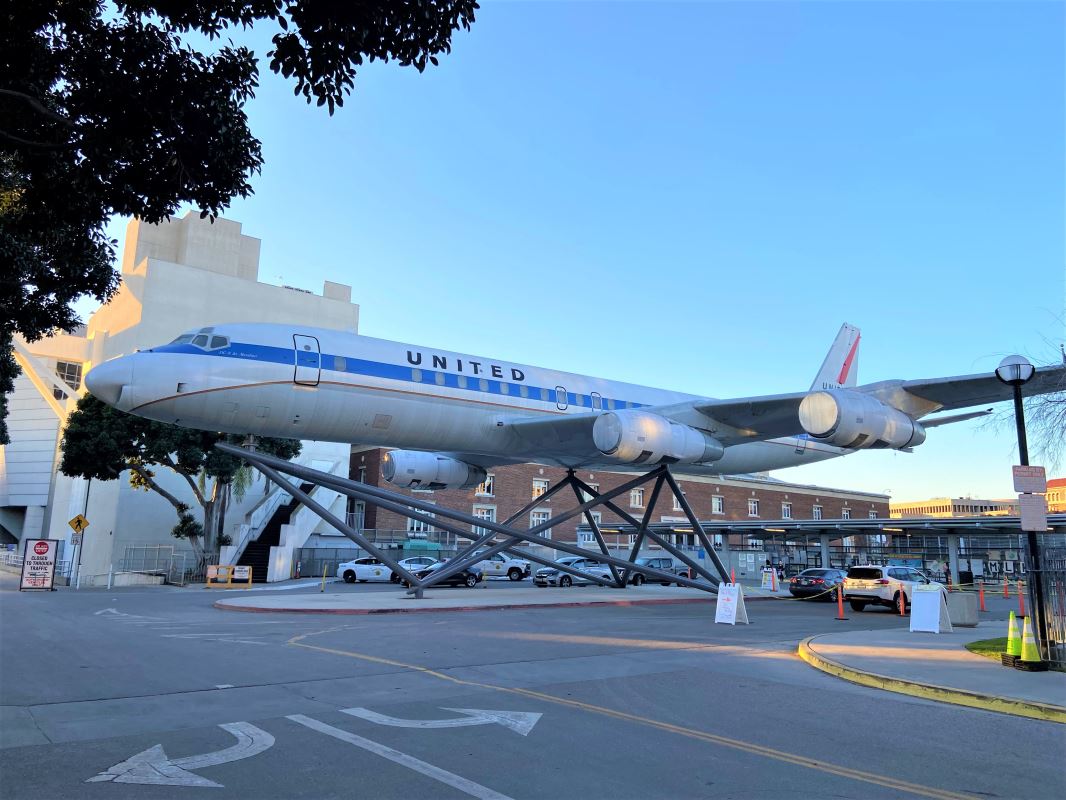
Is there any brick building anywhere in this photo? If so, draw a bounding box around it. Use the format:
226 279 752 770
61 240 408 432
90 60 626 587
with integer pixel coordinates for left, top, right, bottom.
348 448 889 545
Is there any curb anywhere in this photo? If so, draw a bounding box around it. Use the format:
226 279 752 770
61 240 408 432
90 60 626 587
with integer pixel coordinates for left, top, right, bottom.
214 595 719 615
798 635 1066 724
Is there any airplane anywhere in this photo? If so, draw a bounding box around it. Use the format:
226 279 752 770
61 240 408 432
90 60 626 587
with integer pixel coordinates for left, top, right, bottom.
84 322 1065 491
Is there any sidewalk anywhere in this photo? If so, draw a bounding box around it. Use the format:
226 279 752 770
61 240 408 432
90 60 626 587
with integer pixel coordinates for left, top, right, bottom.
799 621 1066 723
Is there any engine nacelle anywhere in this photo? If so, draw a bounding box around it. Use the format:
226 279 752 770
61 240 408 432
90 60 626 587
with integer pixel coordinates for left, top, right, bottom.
381 450 487 490
592 410 725 465
798 389 926 450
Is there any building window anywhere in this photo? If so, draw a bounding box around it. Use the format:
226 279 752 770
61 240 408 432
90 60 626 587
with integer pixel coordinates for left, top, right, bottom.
712 496 724 515
813 505 822 520
748 498 760 517
346 499 365 531
781 502 792 519
530 510 551 539
630 488 645 508
532 478 549 500
672 492 685 512
472 505 496 536
842 508 851 520
869 510 878 519
407 504 435 534
476 474 495 497
53 360 82 400
590 511 602 526
580 483 599 502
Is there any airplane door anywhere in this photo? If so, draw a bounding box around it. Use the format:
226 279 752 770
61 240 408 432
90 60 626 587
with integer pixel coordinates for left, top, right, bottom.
555 386 568 410
293 334 321 386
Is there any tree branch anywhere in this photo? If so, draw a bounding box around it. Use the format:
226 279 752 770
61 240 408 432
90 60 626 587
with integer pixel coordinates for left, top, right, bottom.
0 88 79 128
164 455 206 507
128 463 188 512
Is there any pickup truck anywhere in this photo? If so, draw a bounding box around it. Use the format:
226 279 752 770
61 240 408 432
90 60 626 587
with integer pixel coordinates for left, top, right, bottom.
471 552 532 581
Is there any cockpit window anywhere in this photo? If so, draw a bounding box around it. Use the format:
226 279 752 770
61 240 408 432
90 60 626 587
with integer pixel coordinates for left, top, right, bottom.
170 334 195 345
192 334 209 347
209 336 229 349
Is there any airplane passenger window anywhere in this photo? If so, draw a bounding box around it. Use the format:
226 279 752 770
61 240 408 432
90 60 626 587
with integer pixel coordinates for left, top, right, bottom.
411 368 423 382
192 334 209 347
457 376 467 389
334 356 346 371
539 388 548 401
435 372 446 386
479 378 489 392
606 398 615 410
500 383 509 395
520 385 529 398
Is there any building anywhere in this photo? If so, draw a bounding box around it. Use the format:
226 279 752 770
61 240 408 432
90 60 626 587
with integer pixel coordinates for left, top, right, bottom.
348 447 889 544
1 213 357 582
890 497 1019 518
1046 478 1066 513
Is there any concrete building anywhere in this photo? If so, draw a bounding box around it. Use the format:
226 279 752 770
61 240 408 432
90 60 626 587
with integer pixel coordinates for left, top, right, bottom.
1 213 358 583
890 497 1019 518
1046 478 1066 513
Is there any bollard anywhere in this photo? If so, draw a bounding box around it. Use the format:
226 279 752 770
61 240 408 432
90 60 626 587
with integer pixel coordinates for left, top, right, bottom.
1003 579 1009 598
836 584 847 621
978 583 986 612
321 563 329 593
730 567 736 584
107 564 114 590
771 569 777 592
899 588 906 616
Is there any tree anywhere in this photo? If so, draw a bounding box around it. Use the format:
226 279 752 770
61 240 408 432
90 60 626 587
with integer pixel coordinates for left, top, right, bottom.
1 1 480 442
1023 346 1066 470
59 394 301 567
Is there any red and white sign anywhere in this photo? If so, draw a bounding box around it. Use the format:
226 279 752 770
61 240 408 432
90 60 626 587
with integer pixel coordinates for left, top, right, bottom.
1013 465 1047 494
20 539 58 591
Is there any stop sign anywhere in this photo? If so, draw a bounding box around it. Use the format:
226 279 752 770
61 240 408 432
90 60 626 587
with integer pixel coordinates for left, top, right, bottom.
33 541 49 555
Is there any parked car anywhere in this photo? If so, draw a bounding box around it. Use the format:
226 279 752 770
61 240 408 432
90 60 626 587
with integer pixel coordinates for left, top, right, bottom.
470 551 532 581
338 557 393 583
843 564 947 612
788 568 846 600
389 556 439 583
587 556 686 586
404 560 484 588
533 556 604 587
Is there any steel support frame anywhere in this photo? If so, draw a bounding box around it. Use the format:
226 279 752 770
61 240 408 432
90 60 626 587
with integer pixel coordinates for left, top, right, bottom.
217 444 729 596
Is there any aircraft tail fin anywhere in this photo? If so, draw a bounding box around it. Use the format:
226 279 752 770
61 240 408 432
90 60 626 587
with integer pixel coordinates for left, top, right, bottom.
810 323 861 390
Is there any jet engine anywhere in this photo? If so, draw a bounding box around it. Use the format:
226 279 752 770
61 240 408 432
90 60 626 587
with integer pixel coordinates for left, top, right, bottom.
592 410 725 465
381 450 487 490
798 389 926 450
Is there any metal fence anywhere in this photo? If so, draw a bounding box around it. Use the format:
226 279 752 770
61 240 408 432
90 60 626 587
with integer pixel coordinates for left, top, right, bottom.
1037 545 1066 668
120 544 217 586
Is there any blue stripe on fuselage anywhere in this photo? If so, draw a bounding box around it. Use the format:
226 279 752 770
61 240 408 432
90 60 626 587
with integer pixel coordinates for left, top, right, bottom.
147 342 647 411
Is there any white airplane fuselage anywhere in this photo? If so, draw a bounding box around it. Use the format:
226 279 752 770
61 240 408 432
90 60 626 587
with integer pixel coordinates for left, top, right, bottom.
87 322 848 474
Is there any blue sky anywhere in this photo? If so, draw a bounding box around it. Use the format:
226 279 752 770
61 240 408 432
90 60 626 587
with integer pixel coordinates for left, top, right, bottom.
95 0 1064 501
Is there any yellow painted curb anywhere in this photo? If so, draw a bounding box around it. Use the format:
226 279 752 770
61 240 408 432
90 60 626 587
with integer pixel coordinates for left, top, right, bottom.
798 636 1066 724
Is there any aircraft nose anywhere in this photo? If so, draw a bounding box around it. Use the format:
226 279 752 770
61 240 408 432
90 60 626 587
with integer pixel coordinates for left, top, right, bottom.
84 357 133 408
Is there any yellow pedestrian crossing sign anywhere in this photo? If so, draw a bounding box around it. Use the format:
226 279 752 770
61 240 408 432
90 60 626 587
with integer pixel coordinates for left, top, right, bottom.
69 514 89 533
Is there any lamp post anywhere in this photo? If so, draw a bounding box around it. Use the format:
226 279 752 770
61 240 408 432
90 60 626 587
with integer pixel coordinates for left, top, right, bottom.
995 354 1048 655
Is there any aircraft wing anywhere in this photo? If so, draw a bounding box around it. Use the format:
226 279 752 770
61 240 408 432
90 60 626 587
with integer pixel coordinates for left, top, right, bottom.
499 363 1066 458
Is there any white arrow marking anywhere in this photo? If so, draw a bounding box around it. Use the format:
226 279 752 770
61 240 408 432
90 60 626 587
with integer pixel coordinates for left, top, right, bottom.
85 722 274 787
288 715 513 800
341 707 541 736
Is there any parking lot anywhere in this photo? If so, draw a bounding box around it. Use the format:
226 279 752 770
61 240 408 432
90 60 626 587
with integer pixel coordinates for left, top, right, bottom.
2 573 1063 799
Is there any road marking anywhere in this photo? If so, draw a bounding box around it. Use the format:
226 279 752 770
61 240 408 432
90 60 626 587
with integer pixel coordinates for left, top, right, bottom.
86 722 274 787
288 631 975 800
342 707 541 736
287 715 512 800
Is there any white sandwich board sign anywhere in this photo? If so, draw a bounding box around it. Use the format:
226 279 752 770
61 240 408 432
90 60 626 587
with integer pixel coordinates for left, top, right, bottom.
715 583 749 625
20 539 59 591
909 584 952 634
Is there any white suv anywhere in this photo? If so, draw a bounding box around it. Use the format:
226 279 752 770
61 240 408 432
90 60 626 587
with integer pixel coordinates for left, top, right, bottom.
844 565 946 612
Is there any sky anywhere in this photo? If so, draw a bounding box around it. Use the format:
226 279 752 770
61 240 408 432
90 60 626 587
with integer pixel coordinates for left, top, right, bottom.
88 0 1064 502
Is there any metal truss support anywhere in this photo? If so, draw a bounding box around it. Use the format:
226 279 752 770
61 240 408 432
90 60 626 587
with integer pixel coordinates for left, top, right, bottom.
217 443 729 597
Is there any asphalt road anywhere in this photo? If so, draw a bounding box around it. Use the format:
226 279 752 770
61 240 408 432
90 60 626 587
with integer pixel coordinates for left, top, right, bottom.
1 574 1062 799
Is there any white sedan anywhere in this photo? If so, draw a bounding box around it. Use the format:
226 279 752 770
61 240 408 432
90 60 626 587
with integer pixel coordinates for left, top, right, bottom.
389 556 439 582
338 557 393 583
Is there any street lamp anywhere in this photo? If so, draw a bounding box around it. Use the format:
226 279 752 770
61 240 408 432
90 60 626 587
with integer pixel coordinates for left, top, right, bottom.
995 354 1047 656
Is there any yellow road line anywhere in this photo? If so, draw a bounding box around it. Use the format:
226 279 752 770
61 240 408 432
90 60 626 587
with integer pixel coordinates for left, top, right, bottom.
288 630 976 800
798 636 1066 725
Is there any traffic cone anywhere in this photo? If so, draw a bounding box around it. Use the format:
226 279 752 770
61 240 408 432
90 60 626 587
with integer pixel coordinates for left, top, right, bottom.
1015 616 1048 671
1003 579 1009 598
1001 611 1021 666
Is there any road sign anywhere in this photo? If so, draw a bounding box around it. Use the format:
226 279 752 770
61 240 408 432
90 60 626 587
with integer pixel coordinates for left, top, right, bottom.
714 583 749 625
20 539 59 591
1019 493 1048 532
71 532 83 547
1013 465 1047 494
910 585 953 634
69 514 89 533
